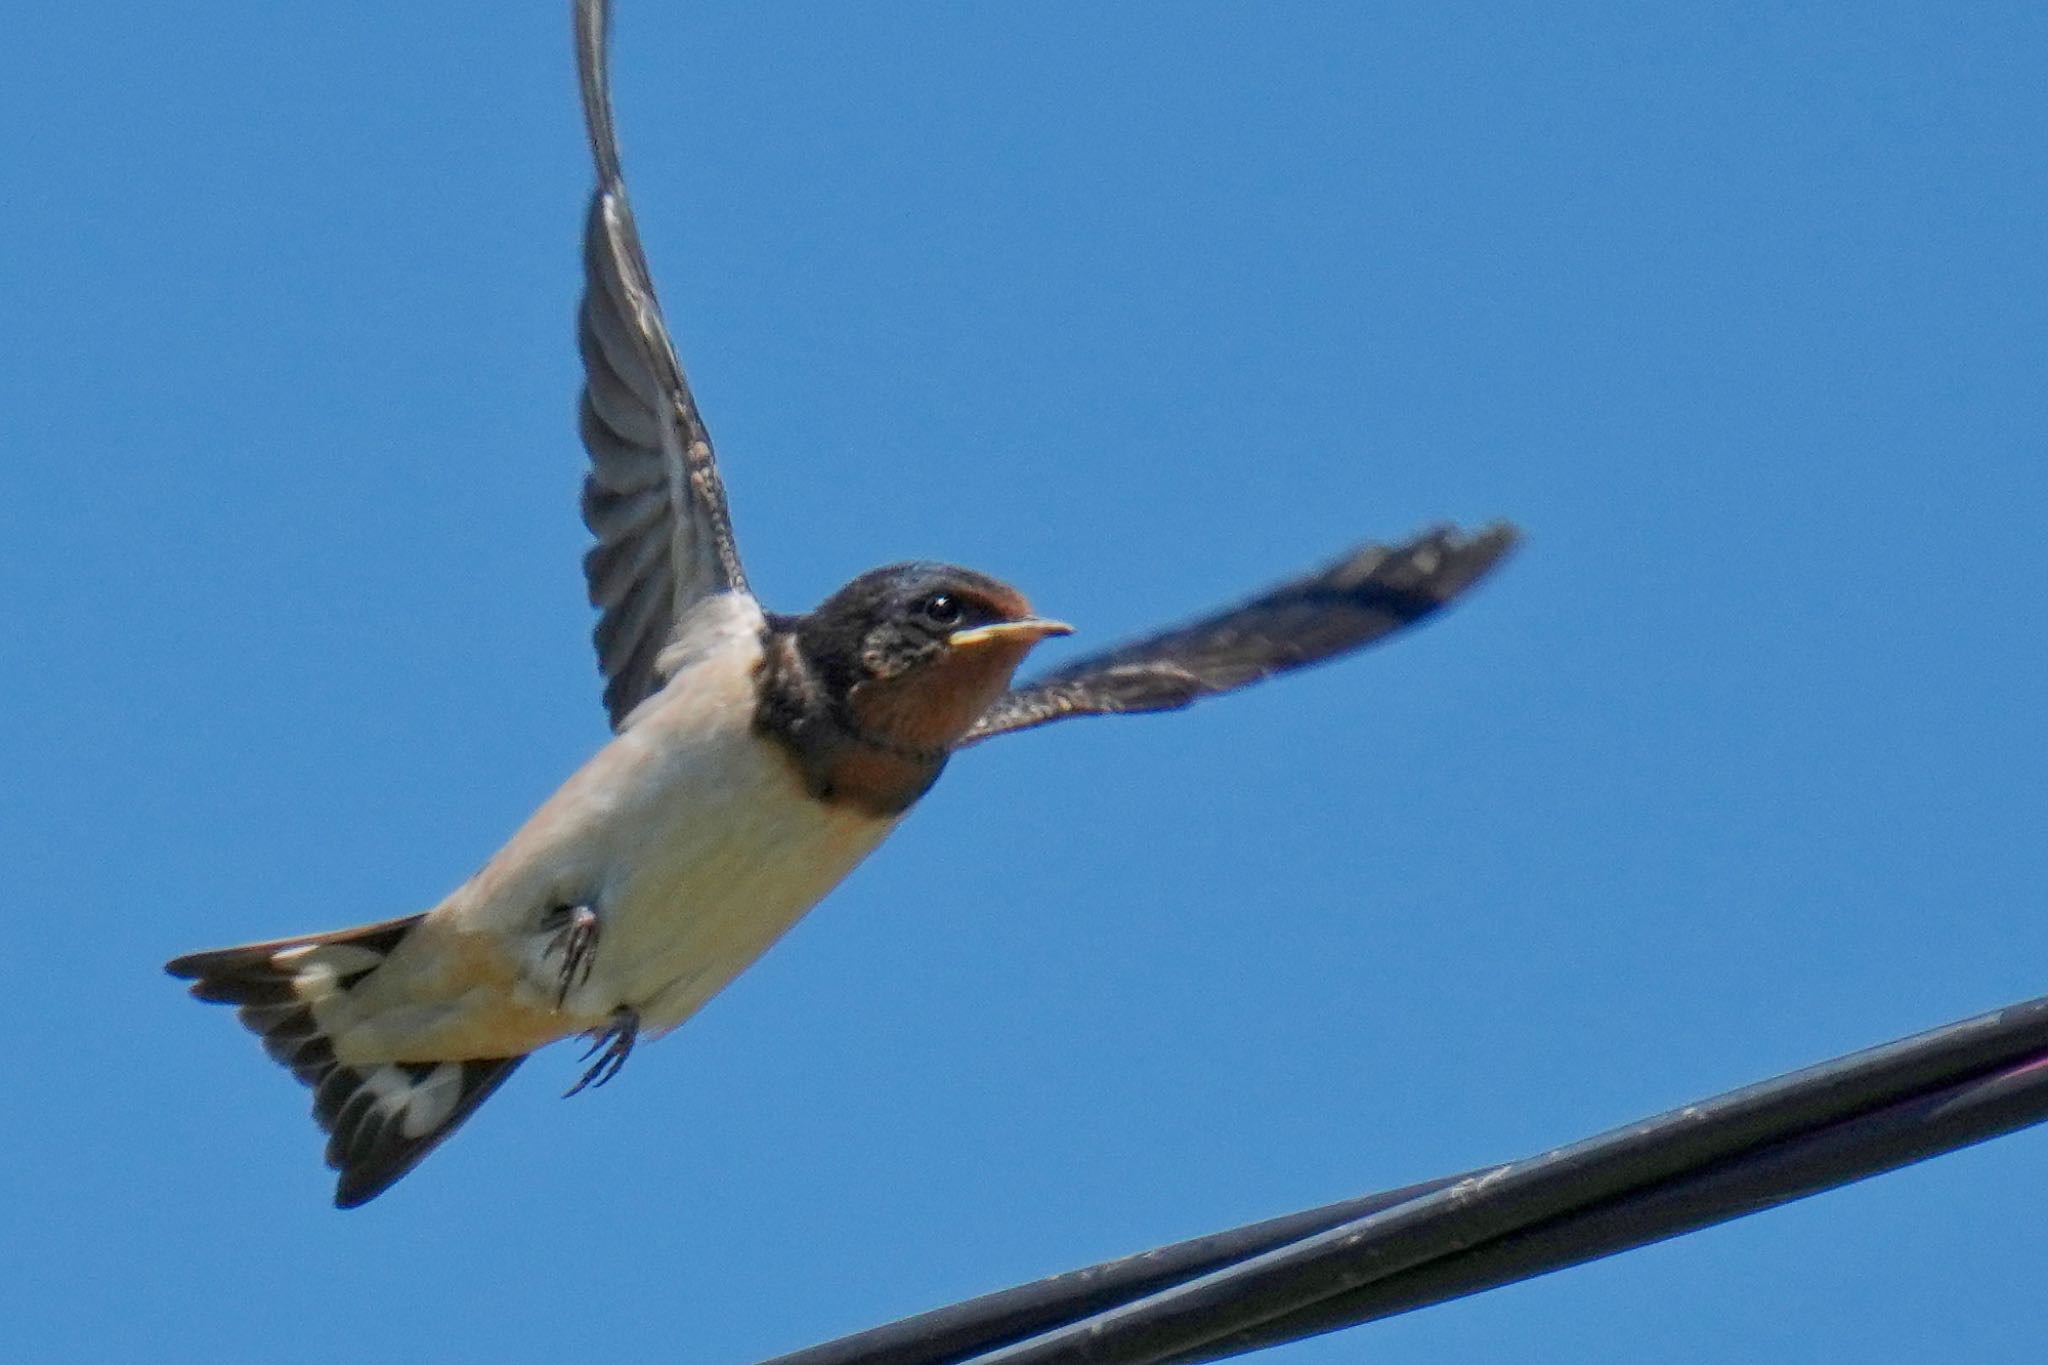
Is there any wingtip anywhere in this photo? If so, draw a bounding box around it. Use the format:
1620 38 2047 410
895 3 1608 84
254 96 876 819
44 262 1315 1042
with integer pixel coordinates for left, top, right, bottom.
332 1179 381 1211
1430 517 1521 553
1328 519 1523 607
1457 518 1524 578
574 0 623 189
1473 517 1523 548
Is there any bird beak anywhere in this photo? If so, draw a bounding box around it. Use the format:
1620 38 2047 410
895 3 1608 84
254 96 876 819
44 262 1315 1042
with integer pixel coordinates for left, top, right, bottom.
948 618 1075 648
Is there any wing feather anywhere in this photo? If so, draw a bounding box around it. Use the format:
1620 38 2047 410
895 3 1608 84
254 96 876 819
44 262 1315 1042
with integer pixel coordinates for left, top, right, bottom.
963 522 1519 745
579 480 669 543
582 524 671 613
573 0 750 729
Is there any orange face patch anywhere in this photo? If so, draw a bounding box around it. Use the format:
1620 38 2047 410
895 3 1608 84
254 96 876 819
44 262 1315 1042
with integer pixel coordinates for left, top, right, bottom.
847 632 1038 755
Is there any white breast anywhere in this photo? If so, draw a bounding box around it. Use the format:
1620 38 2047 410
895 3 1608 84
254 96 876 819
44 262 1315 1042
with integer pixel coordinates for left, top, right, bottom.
454 594 899 1036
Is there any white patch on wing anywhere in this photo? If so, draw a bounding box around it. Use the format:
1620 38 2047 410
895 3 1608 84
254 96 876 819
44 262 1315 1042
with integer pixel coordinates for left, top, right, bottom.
398 1063 463 1138
350 1061 466 1140
276 943 387 1001
274 943 383 974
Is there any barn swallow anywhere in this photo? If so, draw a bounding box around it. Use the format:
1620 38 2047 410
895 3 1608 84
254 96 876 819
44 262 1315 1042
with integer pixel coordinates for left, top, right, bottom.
167 0 1520 1208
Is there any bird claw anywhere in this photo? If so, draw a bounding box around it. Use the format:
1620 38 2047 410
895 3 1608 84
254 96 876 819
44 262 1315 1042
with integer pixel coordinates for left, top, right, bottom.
564 1007 638 1097
545 905 600 1009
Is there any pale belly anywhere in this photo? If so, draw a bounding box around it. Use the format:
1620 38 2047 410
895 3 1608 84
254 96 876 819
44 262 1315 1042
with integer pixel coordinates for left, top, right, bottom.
576 736 895 1034
485 640 900 1041
339 600 898 1062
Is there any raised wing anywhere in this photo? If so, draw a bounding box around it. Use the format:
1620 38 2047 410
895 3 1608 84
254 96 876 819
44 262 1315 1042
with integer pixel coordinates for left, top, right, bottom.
962 522 1519 745
575 0 750 728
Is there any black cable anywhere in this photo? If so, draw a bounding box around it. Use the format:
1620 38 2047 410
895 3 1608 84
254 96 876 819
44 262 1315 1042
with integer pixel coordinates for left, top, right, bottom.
761 992 2048 1365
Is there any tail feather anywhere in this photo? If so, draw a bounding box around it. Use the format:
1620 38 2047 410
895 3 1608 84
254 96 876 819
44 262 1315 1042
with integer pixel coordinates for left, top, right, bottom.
167 914 524 1208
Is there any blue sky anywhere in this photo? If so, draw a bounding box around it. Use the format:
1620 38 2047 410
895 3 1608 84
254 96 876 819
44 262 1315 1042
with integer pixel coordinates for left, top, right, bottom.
5 3 2046 1361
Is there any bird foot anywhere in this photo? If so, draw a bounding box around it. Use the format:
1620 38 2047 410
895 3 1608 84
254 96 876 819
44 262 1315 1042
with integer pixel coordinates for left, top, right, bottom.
544 904 600 1008
564 1006 639 1097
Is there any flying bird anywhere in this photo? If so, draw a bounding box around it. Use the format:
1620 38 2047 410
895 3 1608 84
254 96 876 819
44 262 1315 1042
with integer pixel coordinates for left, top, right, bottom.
167 0 1520 1208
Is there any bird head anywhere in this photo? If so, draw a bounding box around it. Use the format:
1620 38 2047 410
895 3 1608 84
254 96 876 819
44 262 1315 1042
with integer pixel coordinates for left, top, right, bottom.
798 562 1072 753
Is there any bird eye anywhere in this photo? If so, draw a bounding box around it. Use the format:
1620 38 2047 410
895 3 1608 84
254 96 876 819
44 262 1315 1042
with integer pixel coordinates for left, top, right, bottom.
918 593 965 628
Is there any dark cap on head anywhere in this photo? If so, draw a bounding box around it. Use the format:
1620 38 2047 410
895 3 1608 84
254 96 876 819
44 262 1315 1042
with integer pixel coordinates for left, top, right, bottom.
755 562 1070 815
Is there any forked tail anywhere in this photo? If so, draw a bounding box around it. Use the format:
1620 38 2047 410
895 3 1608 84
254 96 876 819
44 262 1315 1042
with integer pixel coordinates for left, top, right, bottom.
166 914 524 1207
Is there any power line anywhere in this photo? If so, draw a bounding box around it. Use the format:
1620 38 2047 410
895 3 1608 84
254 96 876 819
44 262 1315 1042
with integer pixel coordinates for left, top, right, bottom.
764 990 2048 1365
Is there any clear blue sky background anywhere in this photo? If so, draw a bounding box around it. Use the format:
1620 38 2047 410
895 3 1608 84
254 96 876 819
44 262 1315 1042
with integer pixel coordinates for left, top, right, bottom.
5 3 2045 1362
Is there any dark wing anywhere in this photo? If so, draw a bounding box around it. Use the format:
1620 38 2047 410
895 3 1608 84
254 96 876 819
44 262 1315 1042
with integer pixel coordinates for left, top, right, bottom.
575 0 750 728
962 522 1519 745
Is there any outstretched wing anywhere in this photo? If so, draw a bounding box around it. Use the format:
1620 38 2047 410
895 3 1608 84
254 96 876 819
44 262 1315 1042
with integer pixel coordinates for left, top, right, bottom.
574 0 750 728
962 522 1519 745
